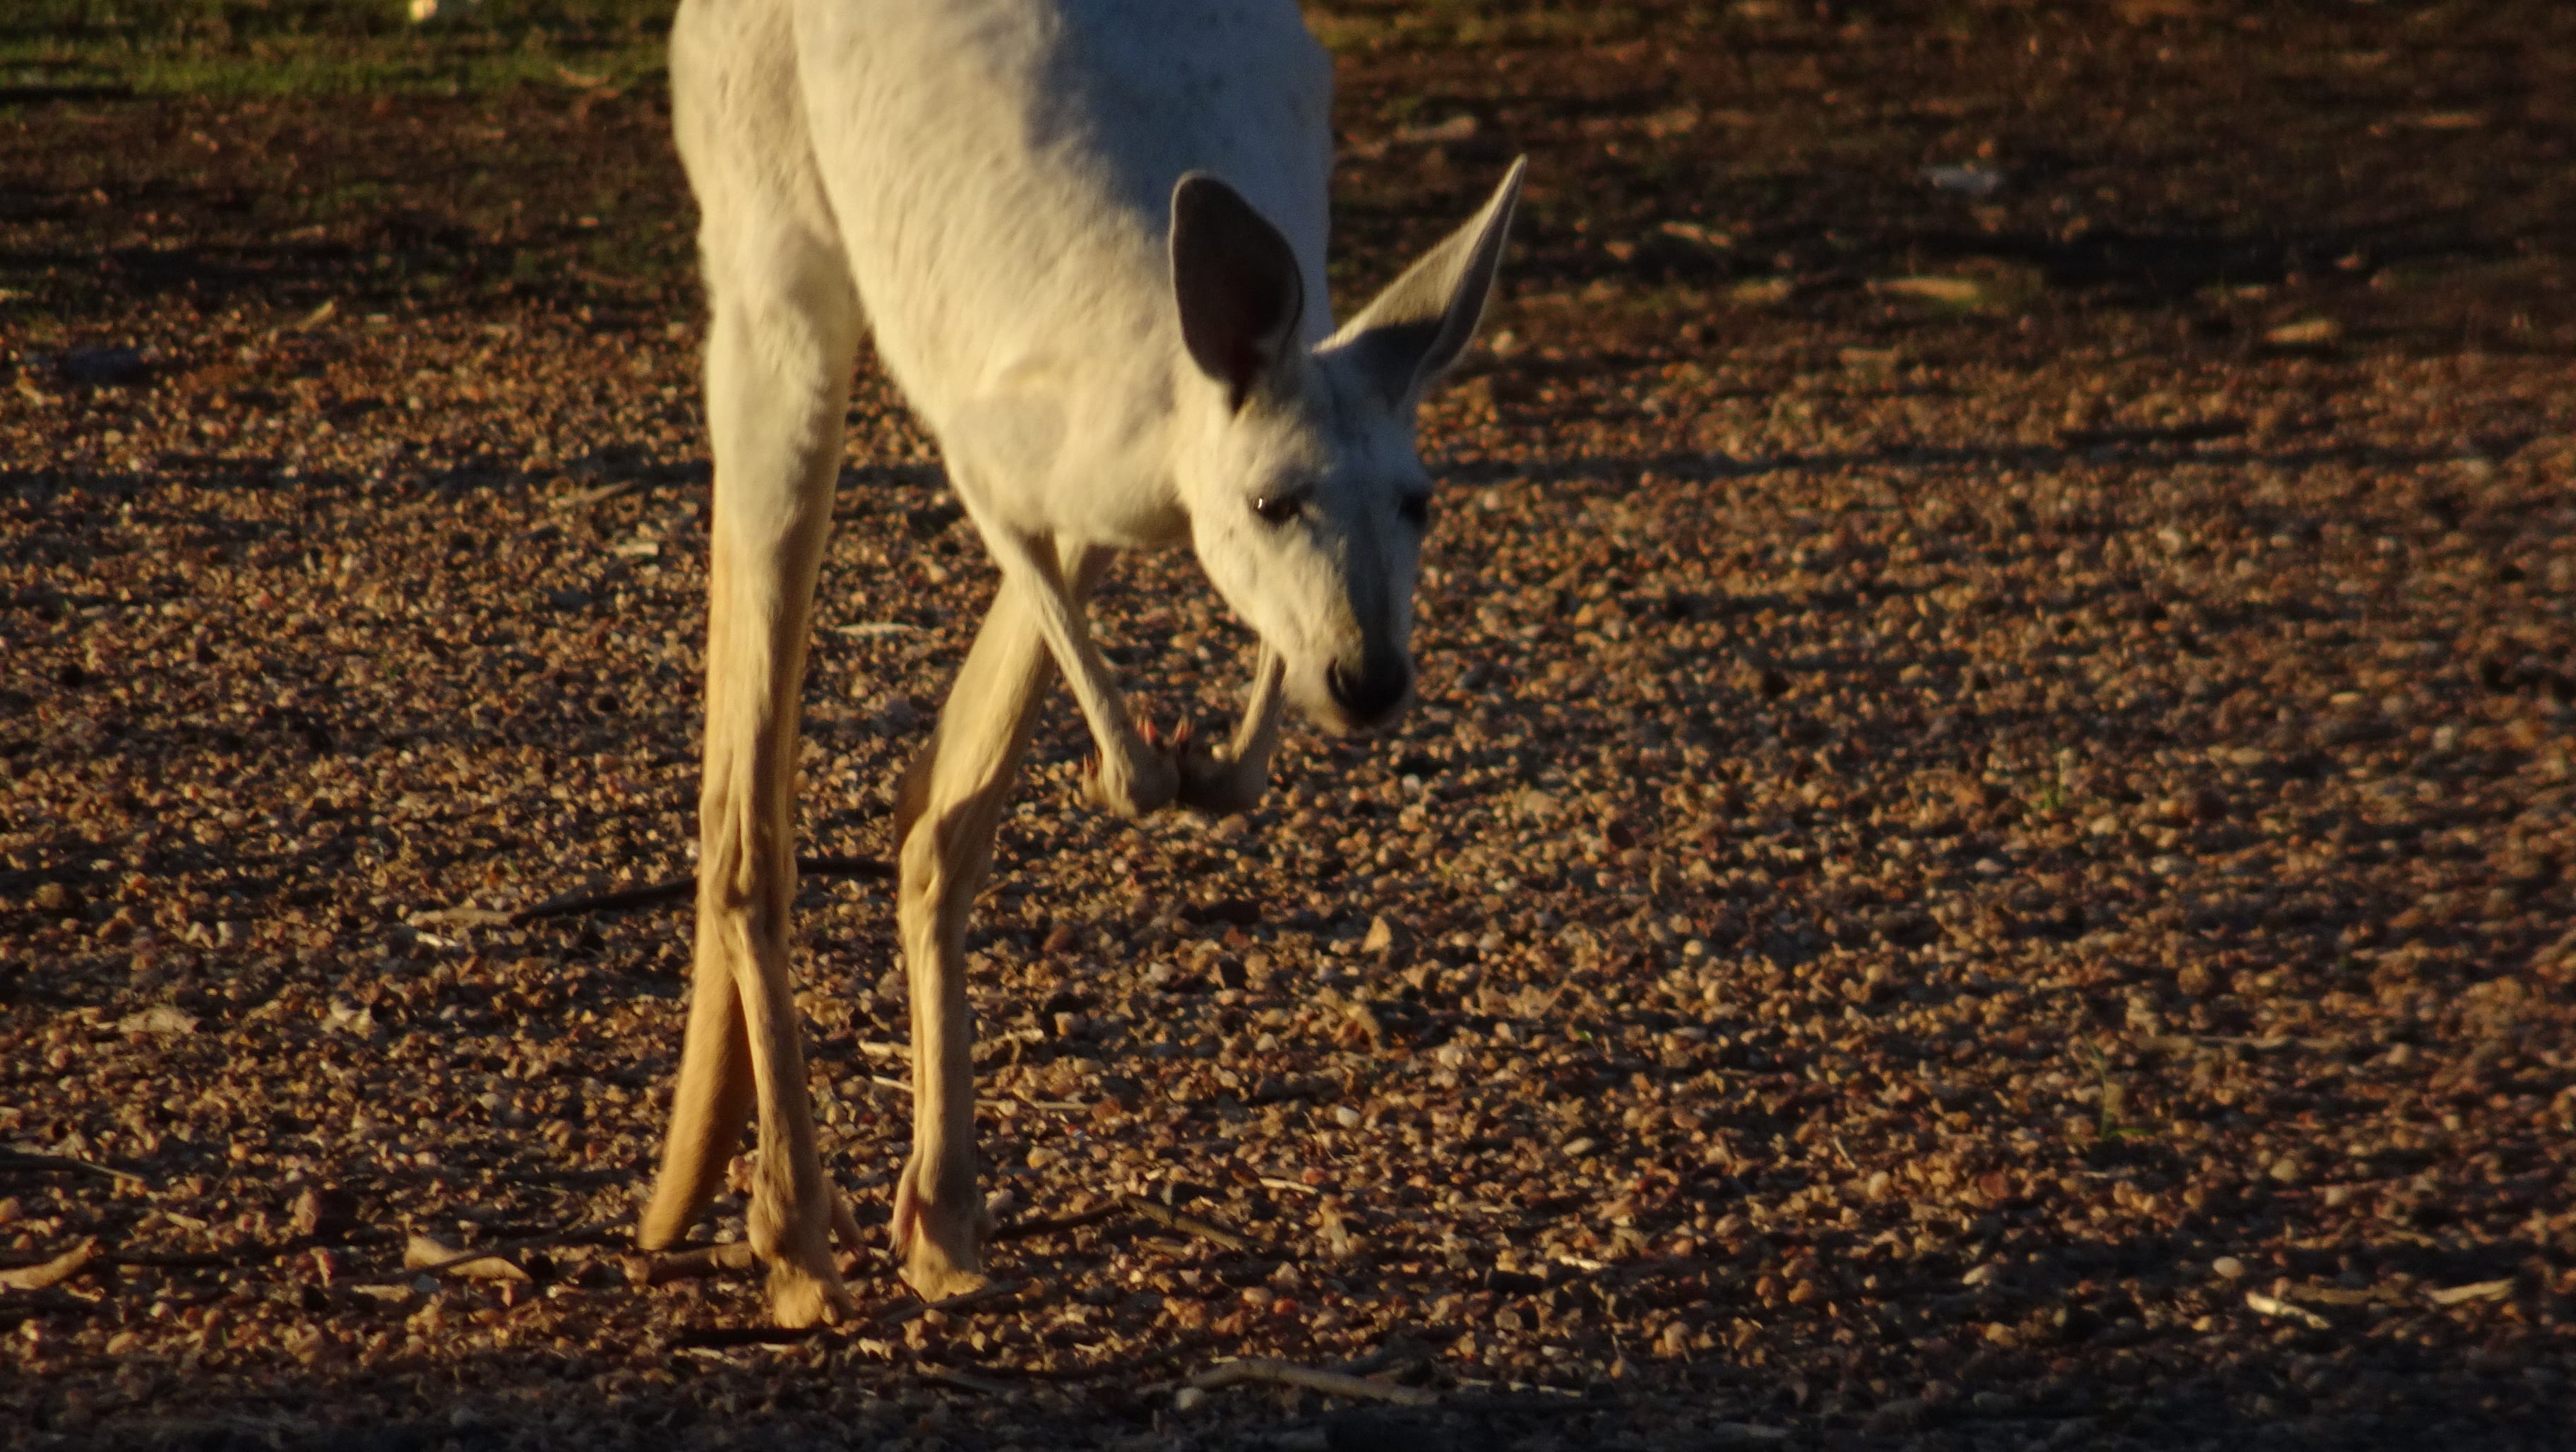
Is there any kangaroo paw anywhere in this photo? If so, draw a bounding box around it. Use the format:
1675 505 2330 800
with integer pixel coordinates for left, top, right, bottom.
1079 722 1182 819
1175 742 1266 816
890 1156 992 1302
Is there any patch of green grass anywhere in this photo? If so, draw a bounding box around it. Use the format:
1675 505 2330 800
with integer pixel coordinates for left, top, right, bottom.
4 0 677 97
2081 1045 2156 1144
305 177 396 219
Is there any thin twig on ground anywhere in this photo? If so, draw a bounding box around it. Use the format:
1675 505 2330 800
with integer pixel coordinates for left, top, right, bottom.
876 1277 1033 1327
989 1203 1125 1243
110 1248 237 1270
0 1146 150 1187
917 1363 1020 1396
1442 1390 1609 1417
1333 1331 1450 1376
666 1319 815 1351
419 854 893 929
1015 1331 1217 1382
549 478 636 511
629 1241 760 1288
1186 1356 1440 1407
1120 1194 1254 1252
511 879 697 920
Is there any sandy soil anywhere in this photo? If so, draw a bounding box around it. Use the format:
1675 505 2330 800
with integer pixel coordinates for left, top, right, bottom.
4 3 2575 1448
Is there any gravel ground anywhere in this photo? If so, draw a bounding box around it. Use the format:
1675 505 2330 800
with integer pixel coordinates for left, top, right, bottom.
5 3 2575 1448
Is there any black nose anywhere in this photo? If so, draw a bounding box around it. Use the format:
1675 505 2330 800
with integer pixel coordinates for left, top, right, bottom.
1327 658 1412 725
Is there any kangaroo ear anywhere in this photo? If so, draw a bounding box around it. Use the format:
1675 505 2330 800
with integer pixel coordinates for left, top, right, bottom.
1171 173 1306 410
1330 157 1525 410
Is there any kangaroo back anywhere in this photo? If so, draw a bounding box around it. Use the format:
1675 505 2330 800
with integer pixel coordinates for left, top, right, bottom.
786 0 1334 427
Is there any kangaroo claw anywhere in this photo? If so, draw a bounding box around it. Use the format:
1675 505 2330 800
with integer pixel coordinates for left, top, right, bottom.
1079 718 1182 818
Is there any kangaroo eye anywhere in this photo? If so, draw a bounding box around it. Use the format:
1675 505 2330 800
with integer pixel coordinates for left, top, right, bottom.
1397 492 1433 528
1251 491 1306 525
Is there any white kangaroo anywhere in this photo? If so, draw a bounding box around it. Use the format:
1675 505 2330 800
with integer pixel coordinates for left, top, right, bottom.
638 0 1525 1326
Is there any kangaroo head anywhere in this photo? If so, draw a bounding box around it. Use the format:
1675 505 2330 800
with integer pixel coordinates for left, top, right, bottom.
1168 160 1524 735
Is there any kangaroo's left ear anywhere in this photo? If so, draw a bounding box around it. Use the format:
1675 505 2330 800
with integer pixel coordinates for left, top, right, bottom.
1329 156 1526 410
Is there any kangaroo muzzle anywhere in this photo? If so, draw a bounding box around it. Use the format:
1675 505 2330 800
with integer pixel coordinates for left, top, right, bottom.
1325 653 1412 729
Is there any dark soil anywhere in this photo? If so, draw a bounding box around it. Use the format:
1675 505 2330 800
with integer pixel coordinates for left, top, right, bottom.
4 3 2574 1448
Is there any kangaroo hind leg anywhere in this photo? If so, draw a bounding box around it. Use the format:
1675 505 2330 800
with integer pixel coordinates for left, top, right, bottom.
642 0 865 1330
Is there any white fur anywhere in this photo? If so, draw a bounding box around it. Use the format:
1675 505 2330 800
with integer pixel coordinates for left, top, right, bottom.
634 0 1522 1324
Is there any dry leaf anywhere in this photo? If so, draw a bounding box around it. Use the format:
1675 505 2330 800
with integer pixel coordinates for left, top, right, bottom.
2426 1279 2512 1307
405 1234 530 1283
0 1238 100 1291
291 1186 354 1240
2244 1291 2330 1329
2264 317 2342 348
116 1005 198 1036
1876 275 1988 307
